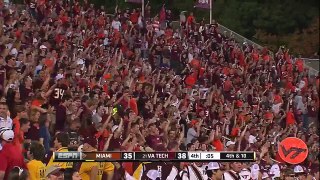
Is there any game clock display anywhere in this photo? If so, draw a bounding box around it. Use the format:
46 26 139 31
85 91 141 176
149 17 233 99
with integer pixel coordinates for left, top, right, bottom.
53 151 255 162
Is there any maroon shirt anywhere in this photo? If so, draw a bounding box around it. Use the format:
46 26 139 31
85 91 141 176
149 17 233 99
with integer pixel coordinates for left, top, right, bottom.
55 105 67 132
145 135 162 149
108 136 122 151
50 84 68 108
25 122 40 141
19 85 32 102
171 49 180 61
0 67 5 87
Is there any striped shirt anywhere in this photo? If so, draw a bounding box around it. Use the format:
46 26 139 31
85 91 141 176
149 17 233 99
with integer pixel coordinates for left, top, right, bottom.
152 21 160 32
0 116 13 129
180 164 208 180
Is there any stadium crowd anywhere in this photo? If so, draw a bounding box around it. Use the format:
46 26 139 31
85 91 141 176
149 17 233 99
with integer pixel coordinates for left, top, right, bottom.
0 0 319 179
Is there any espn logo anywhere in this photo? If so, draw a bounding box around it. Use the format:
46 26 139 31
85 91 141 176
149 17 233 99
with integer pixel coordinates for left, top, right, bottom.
54 152 81 161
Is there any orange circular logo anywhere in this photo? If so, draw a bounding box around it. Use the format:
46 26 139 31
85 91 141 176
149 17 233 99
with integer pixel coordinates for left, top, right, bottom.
278 137 308 164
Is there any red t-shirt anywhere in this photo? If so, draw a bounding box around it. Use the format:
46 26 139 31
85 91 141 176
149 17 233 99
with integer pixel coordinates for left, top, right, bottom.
0 143 26 179
130 12 139 24
223 80 232 92
12 117 24 153
286 111 295 125
187 16 194 25
212 139 224 151
252 51 259 61
31 99 42 107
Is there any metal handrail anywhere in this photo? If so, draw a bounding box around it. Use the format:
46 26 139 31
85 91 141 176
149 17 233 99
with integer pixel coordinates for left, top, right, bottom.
217 23 319 76
171 20 319 75
217 23 263 50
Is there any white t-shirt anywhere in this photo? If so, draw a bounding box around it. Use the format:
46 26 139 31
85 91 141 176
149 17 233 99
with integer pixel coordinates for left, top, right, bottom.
111 20 121 31
186 127 197 145
272 103 282 114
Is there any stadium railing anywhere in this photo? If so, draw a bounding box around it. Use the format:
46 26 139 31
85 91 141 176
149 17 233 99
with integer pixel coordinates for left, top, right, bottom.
217 23 319 76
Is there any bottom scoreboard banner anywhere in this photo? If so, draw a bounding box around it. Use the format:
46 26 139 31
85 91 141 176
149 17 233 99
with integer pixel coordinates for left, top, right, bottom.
53 152 256 162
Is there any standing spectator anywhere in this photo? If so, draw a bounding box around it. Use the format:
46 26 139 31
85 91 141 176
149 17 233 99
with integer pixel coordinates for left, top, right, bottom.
0 102 12 129
65 120 82 151
19 76 33 103
159 5 166 29
130 9 139 25
145 122 162 150
12 118 30 153
79 137 114 180
186 120 202 145
223 162 242 179
27 141 46 180
180 11 186 29
49 76 68 109
25 110 41 143
133 162 179 180
12 106 28 136
55 95 72 132
187 12 196 31
107 118 124 151
0 128 26 180
205 162 224 180
47 132 73 169
181 162 208 180
152 16 160 34
111 17 121 31
165 10 173 28
39 116 52 155
4 55 16 77
307 99 318 128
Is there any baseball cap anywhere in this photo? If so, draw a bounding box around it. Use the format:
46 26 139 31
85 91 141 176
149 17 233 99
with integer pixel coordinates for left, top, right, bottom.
40 45 47 49
269 164 281 178
45 165 64 177
112 125 119 133
10 48 18 56
294 165 305 174
207 162 220 170
239 168 251 179
0 128 14 141
251 164 260 179
55 74 64 81
226 141 236 147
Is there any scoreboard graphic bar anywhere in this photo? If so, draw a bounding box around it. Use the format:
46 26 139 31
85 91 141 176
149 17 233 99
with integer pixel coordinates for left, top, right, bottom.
53 152 255 162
